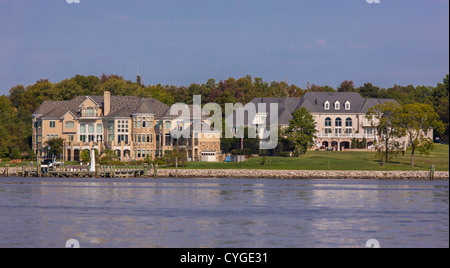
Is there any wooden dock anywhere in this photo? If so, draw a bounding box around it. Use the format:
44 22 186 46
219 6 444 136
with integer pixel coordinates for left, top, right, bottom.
2 164 155 178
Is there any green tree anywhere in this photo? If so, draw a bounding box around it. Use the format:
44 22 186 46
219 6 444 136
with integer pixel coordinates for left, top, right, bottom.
45 138 65 159
285 108 318 157
165 147 188 167
80 150 91 163
358 83 381 98
366 102 405 163
337 80 356 92
361 137 367 149
398 103 445 167
10 147 21 160
0 147 9 158
100 149 118 163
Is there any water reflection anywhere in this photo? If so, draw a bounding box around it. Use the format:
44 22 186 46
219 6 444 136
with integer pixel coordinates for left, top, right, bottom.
0 178 448 248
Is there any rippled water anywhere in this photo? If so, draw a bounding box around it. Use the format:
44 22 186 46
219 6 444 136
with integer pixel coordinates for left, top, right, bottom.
0 177 448 248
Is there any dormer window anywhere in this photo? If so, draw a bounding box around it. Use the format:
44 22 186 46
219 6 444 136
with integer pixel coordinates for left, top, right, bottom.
324 101 330 110
335 101 340 110
86 107 94 117
345 101 351 110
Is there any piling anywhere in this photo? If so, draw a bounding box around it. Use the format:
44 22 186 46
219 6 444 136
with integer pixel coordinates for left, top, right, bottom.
430 165 436 180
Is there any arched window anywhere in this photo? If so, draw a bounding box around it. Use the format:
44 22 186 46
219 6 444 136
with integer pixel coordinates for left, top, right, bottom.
324 101 330 110
88 124 95 133
335 101 340 110
345 101 351 110
335 118 342 127
80 123 86 133
345 118 352 127
325 118 332 127
97 123 103 133
86 107 94 117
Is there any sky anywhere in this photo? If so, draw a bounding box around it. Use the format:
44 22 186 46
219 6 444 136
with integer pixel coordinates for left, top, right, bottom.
0 0 448 95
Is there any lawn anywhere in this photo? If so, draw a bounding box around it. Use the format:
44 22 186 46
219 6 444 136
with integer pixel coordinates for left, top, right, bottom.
1 145 448 171
184 144 449 171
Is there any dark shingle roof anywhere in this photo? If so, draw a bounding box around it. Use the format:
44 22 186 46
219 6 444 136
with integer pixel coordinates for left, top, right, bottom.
227 92 398 127
34 95 169 119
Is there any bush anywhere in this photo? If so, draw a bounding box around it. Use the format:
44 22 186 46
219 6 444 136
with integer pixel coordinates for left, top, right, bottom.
0 147 9 158
10 147 21 160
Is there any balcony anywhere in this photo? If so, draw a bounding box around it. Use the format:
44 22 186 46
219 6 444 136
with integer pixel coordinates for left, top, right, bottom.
316 133 376 139
79 110 102 119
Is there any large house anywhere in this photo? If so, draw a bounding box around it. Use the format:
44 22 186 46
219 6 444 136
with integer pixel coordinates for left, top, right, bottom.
32 91 221 162
229 92 427 151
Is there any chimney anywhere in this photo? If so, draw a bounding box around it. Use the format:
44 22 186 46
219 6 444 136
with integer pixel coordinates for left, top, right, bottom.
104 91 111 116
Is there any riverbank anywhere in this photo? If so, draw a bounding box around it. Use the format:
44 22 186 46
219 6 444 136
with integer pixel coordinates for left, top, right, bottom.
3 167 446 180
156 169 449 180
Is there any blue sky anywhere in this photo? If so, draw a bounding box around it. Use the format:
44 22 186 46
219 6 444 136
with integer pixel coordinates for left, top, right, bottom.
0 0 448 95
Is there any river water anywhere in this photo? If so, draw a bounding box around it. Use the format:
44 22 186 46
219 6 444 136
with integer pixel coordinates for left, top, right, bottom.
0 177 448 248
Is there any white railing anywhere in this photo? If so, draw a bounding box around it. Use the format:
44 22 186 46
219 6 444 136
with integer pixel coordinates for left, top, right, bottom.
316 133 376 139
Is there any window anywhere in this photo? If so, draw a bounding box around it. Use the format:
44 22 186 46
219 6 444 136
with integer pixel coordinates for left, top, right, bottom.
88 124 95 134
108 121 114 134
335 118 342 127
68 135 74 142
325 118 332 127
345 118 352 127
65 121 74 128
97 123 103 133
325 128 332 134
117 120 129 133
50 121 56 128
80 124 86 133
86 107 94 117
335 101 340 110
335 128 342 134
80 135 86 142
324 101 330 110
345 101 351 110
165 121 171 130
345 129 352 134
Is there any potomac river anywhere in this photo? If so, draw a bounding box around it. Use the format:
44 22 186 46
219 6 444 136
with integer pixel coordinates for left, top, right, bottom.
0 177 448 248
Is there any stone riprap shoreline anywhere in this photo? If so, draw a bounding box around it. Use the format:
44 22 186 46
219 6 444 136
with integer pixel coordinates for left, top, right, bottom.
159 169 448 180
1 167 448 180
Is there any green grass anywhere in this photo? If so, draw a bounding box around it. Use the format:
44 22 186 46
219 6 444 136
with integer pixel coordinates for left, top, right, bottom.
183 144 449 171
1 145 448 171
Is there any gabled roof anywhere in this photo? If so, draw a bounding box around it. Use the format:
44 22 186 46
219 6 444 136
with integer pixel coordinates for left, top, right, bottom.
34 95 170 119
33 101 68 116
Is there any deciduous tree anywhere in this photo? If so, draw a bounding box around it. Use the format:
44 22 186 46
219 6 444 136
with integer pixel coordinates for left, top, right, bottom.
285 108 318 157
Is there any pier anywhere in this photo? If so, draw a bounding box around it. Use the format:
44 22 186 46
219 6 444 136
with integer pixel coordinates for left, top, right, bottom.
1 164 154 178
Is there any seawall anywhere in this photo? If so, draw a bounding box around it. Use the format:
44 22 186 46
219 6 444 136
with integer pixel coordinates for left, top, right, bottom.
158 169 449 180
1 167 448 180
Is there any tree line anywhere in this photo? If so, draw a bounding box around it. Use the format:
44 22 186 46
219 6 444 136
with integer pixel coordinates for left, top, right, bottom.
0 73 448 159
